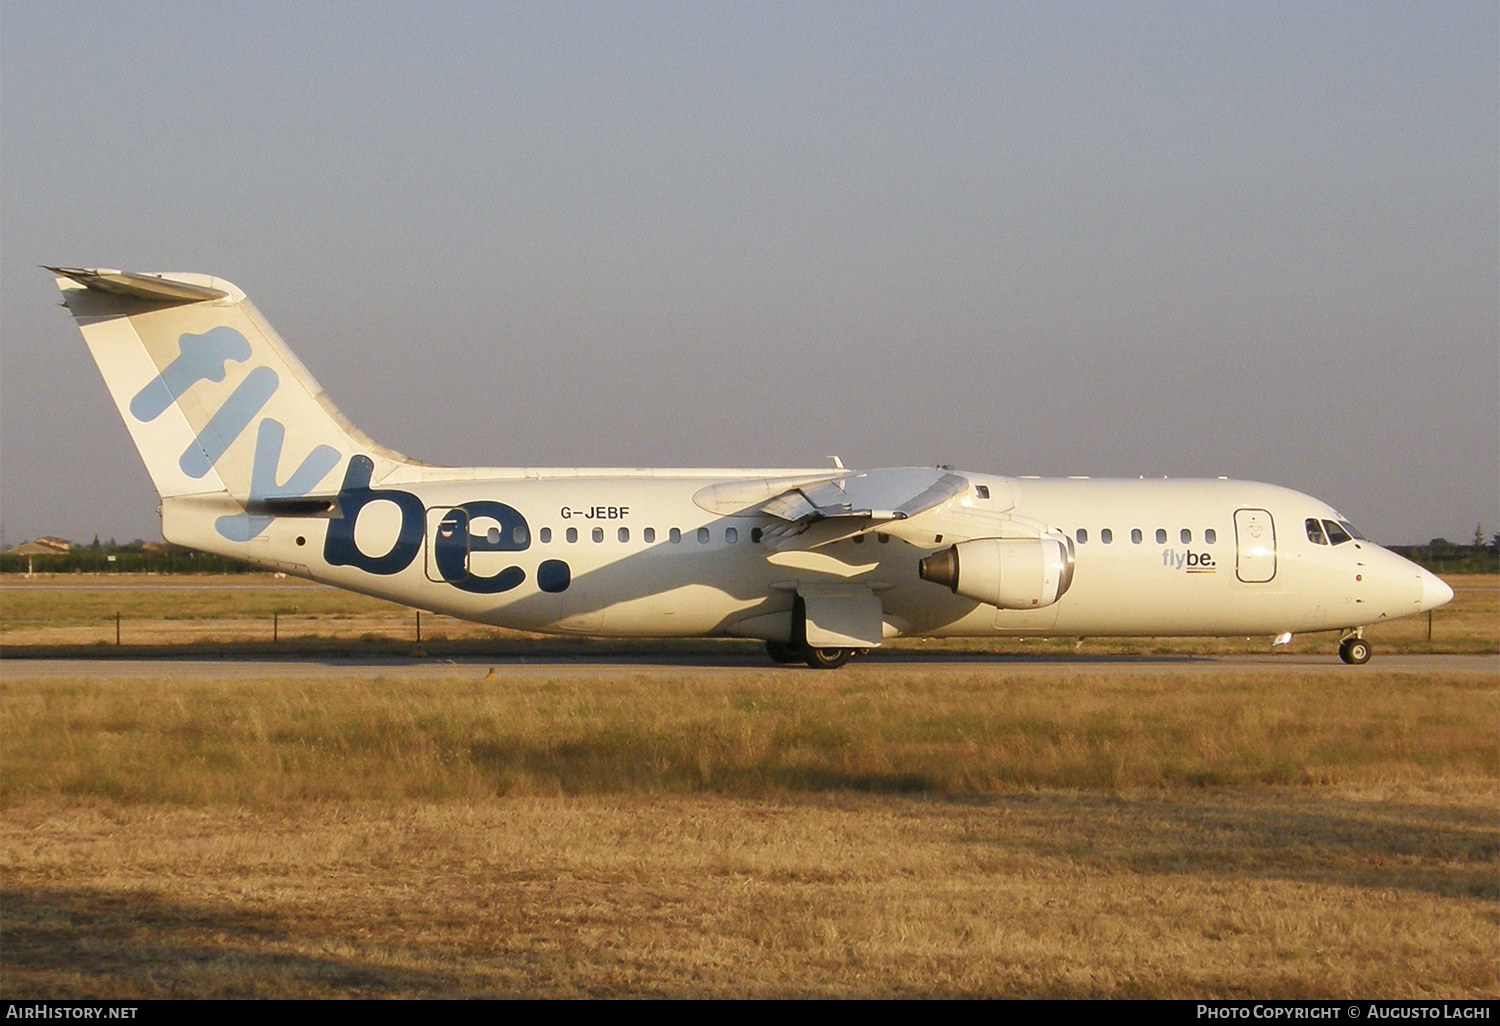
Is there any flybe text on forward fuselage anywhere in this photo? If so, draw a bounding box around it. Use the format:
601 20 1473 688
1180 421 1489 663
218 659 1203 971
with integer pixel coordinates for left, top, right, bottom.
52 267 1453 667
1163 549 1217 572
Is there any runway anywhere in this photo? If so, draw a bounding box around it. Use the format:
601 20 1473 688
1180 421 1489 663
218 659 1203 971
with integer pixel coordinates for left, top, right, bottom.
3 653 1493 680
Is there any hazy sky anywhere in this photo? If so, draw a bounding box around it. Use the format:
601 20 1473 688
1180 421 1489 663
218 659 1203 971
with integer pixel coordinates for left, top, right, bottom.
2 1 1495 546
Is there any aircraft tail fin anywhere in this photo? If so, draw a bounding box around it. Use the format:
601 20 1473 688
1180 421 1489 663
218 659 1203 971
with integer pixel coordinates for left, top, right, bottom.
52 267 411 544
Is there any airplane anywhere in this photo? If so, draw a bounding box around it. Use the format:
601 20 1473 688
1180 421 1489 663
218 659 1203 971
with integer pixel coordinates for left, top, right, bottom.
49 266 1454 669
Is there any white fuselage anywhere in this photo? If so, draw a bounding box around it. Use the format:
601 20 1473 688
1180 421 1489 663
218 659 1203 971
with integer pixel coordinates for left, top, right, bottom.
161 469 1446 644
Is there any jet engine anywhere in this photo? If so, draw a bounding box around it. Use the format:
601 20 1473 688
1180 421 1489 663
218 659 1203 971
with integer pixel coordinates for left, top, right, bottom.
918 535 1075 609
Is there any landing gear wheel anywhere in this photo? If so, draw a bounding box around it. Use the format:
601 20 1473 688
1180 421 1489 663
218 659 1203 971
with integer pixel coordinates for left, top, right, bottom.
805 647 853 670
765 641 802 664
1339 637 1371 665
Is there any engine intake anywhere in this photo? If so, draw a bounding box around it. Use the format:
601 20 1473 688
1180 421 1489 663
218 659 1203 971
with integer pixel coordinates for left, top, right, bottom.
918 535 1075 609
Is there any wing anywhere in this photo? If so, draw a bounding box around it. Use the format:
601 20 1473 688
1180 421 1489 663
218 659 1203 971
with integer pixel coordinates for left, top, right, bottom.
691 466 1012 554
760 468 970 522
756 468 974 546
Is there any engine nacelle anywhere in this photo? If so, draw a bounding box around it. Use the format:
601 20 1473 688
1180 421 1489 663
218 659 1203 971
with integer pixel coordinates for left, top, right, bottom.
918 535 1075 609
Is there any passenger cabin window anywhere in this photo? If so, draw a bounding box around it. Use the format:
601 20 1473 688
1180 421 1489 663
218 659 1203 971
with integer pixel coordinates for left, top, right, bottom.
618 527 629 543
566 527 578 544
514 525 528 545
697 527 710 543
1322 520 1353 546
1076 529 1088 544
592 527 604 543
1101 528 1113 544
725 527 738 543
540 527 552 544
644 528 655 543
486 527 501 545
975 485 990 499
1205 529 1216 544
1131 529 1143 545
670 528 681 544
1155 529 1167 545
1306 518 1327 545
1180 529 1191 545
751 528 763 543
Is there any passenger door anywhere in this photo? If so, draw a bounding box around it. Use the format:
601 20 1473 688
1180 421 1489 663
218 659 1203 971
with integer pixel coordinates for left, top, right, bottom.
1234 508 1276 583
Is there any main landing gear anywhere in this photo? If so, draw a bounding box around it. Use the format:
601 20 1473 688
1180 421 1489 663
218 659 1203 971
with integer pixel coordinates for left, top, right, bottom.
771 593 866 669
1338 631 1372 665
765 641 802 664
764 641 861 670
804 646 854 670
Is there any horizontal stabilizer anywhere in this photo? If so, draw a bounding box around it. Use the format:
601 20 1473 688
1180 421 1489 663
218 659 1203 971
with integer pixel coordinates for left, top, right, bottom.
46 267 228 304
244 495 340 517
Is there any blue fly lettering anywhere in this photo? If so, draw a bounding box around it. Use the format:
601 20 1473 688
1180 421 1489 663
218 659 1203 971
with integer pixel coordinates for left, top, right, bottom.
179 366 279 478
130 327 253 422
215 418 341 541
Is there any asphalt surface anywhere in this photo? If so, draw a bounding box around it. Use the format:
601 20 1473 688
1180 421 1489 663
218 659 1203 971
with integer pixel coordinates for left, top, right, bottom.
3 653 1493 680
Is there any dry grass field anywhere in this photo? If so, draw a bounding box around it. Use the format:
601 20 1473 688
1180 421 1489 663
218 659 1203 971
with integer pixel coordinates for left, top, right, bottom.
2 660 1496 998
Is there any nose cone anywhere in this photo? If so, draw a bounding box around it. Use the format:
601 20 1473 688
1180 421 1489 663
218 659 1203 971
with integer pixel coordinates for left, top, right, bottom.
1417 569 1454 613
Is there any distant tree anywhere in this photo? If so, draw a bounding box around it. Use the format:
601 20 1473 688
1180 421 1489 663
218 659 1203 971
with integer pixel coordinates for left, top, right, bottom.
90 534 101 551
1427 538 1454 551
1491 532 1500 555
1474 524 1485 549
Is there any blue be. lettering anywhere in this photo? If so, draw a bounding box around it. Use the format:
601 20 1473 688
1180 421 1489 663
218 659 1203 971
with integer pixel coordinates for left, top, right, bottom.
323 455 425 575
432 500 528 594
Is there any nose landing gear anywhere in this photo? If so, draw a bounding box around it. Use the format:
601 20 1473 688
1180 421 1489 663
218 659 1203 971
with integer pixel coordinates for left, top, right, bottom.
1338 632 1372 665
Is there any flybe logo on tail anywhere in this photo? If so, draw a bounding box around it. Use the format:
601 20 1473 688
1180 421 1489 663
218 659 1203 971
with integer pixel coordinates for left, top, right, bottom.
130 327 573 594
129 327 343 542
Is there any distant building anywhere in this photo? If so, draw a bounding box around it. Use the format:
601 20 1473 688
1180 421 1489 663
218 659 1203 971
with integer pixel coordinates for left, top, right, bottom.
4 536 74 574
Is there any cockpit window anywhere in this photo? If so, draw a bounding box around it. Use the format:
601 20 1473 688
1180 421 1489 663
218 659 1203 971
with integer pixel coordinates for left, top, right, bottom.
1305 518 1327 545
1322 519 1353 546
1338 520 1366 541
